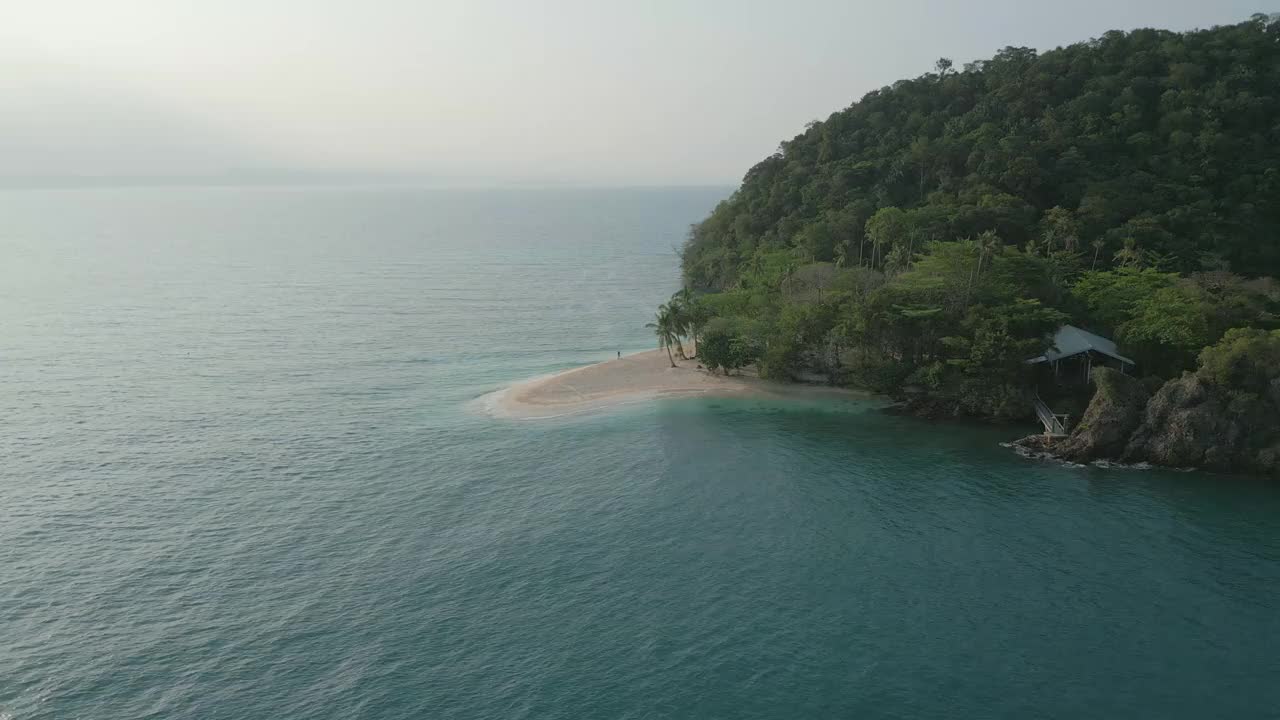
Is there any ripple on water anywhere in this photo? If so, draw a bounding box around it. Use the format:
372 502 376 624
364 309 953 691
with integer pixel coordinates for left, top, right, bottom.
3 188 1280 720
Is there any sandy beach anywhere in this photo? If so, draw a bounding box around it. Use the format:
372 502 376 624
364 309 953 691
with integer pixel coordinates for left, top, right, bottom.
491 347 868 419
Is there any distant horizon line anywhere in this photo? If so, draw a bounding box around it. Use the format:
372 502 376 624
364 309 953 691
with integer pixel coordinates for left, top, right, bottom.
0 170 738 192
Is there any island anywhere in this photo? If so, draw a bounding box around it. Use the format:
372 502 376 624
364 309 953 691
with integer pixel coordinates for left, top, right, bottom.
653 15 1280 476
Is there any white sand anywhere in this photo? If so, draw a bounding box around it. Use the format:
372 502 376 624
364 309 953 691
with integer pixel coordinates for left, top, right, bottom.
490 346 868 419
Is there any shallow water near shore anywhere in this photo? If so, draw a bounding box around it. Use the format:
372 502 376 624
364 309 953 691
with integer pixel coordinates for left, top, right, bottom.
4 187 1280 719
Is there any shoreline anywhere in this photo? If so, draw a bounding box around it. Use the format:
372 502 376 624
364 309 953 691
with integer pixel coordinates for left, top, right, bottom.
485 347 873 419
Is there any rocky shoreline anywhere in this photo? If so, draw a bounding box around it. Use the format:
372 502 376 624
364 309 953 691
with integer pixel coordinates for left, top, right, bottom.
1012 368 1280 478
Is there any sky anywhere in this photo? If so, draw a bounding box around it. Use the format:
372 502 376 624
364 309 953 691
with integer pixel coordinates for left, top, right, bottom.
0 0 1269 186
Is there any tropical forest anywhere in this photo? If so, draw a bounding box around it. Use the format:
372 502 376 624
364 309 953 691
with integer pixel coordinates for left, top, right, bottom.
658 15 1280 475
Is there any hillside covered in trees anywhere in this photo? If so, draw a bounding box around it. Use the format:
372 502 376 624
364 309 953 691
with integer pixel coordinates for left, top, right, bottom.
686 14 1280 285
656 16 1280 471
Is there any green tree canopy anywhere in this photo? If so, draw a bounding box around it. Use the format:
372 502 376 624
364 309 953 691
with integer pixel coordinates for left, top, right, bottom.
683 18 1280 291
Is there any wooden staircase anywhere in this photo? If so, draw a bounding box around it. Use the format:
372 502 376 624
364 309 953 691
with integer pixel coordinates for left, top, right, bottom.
1033 396 1069 437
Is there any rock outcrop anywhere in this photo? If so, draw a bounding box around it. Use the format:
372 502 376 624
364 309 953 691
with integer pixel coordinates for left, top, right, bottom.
1017 369 1280 478
1050 368 1149 463
1122 374 1280 476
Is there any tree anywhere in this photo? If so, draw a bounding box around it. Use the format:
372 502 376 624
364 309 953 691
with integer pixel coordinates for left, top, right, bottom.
698 318 759 375
884 245 912 278
795 222 835 262
787 262 839 303
645 304 679 367
1113 238 1144 269
1090 238 1106 270
697 319 733 374
1041 207 1078 253
936 299 1068 418
1072 267 1178 333
834 241 852 268
1197 328 1280 393
974 230 1001 284
864 207 909 269
666 289 697 359
1119 285 1212 373
675 289 711 357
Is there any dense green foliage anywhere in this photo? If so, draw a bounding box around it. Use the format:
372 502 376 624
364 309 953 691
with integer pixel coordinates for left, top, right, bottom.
686 17 1280 286
1072 267 1277 375
1196 327 1280 395
671 16 1280 419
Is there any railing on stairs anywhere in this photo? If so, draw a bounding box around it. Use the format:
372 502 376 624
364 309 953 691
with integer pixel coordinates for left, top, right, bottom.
1033 396 1068 436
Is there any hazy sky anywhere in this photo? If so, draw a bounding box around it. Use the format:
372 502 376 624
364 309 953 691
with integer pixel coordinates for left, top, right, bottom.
0 0 1267 185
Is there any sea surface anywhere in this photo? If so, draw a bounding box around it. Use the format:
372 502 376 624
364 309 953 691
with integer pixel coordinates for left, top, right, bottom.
2 187 1279 719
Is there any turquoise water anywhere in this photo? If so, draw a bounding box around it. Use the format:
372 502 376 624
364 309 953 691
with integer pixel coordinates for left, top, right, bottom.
3 187 1279 719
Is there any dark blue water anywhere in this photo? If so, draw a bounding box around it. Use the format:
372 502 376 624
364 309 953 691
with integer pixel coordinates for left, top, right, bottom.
3 187 1279 719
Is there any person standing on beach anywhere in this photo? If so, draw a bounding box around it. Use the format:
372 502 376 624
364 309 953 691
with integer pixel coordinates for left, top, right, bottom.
617 351 621 359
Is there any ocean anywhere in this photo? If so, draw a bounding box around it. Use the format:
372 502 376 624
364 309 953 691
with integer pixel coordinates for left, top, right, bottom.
2 186 1279 719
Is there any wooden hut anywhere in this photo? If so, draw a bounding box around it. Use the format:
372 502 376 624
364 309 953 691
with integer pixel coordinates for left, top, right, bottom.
1026 325 1135 384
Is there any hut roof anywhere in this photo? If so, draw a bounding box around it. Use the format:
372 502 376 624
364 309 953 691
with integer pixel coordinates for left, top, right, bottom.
1027 325 1135 366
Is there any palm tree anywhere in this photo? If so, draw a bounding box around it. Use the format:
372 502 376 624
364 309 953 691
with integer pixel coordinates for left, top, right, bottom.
1062 231 1078 253
907 227 922 259
1090 238 1106 270
671 287 704 358
975 230 1000 282
884 244 911 278
667 289 699 359
871 232 886 269
962 231 1001 308
1114 237 1143 268
665 297 688 360
646 304 678 368
1041 227 1057 254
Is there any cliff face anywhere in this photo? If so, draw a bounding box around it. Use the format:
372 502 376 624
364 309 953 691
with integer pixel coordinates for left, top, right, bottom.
1050 368 1149 463
1024 369 1280 477
1122 374 1280 476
